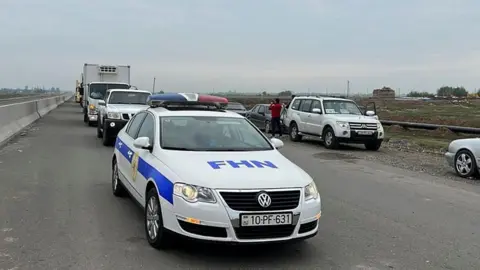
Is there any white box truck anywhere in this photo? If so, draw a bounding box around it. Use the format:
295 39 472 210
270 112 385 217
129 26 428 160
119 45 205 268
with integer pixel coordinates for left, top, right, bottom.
82 63 132 126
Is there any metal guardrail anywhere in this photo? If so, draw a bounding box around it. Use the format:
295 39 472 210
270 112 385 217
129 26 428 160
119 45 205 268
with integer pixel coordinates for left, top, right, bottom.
381 120 480 135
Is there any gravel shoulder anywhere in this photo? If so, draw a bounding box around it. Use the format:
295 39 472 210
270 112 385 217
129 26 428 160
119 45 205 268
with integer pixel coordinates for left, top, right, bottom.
293 135 480 188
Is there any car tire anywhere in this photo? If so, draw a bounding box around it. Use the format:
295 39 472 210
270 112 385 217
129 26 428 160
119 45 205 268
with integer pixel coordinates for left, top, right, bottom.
112 158 127 197
323 127 339 149
454 149 477 178
145 188 172 250
365 140 382 151
265 120 270 134
102 122 113 146
289 122 303 142
97 118 103 138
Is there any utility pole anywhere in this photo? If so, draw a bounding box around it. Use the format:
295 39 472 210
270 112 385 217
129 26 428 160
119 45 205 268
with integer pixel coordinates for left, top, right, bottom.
346 80 350 97
152 77 156 93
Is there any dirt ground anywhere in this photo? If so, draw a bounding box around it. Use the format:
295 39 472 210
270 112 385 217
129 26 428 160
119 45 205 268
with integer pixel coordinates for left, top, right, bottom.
383 125 477 153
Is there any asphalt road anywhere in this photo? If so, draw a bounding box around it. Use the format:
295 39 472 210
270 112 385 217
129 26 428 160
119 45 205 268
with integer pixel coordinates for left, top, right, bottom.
1 102 479 270
0 94 54 106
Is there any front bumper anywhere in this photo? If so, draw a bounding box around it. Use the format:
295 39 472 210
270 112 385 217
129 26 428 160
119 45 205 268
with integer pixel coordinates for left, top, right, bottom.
88 114 98 122
104 119 128 137
335 128 384 143
445 151 455 168
161 189 322 243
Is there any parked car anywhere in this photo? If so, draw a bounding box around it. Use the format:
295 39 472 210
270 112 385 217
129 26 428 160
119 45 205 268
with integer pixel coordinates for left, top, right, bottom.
226 102 248 116
445 138 480 178
283 96 384 150
245 104 287 134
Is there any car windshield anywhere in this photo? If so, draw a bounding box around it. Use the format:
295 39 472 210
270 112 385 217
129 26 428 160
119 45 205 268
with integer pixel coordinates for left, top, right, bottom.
226 103 246 110
160 116 273 151
89 83 130 99
108 92 150 104
323 100 362 115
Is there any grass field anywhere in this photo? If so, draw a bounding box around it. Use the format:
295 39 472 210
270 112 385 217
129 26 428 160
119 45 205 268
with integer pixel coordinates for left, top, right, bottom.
360 99 480 128
228 96 480 128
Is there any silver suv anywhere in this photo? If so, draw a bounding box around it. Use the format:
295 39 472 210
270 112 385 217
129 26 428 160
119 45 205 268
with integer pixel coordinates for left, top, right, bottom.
283 96 384 151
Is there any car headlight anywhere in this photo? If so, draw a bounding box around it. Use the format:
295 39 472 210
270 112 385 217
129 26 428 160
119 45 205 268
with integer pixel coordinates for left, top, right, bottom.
336 121 349 129
173 183 216 203
88 104 95 110
304 182 319 201
107 112 121 119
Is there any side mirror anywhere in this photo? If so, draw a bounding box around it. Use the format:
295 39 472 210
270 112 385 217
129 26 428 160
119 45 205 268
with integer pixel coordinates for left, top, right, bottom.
98 100 106 106
311 108 322 114
365 110 375 116
133 137 152 150
270 138 284 149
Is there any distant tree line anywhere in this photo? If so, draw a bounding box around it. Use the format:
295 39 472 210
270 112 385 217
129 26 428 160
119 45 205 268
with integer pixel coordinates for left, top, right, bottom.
407 86 474 97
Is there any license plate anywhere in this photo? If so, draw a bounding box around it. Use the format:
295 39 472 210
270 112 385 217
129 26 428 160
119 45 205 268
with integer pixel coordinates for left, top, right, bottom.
357 130 374 135
240 213 293 226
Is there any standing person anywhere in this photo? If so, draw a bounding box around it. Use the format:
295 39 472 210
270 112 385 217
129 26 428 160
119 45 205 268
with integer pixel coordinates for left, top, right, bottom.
269 98 283 137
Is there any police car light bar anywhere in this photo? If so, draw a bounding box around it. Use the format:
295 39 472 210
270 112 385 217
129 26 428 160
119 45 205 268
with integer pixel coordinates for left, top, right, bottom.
147 93 229 110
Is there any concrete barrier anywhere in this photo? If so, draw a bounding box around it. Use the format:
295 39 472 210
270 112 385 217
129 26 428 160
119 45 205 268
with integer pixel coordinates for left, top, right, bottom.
0 94 72 146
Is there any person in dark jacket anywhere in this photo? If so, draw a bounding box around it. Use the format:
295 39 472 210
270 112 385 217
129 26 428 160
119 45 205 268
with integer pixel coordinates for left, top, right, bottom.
269 98 283 137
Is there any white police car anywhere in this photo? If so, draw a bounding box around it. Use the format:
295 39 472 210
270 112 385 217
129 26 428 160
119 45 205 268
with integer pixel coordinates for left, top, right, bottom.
111 93 322 249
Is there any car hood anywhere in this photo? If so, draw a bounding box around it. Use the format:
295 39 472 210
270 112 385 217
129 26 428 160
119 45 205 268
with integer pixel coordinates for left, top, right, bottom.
162 150 312 189
329 114 379 123
227 109 247 114
450 138 480 148
107 104 149 114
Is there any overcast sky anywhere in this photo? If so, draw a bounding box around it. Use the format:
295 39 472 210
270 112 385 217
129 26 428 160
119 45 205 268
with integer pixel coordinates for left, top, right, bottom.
0 0 478 94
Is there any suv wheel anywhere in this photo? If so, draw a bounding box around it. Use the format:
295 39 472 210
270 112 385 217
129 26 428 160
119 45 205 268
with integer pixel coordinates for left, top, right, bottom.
145 188 171 249
289 123 303 142
323 127 339 149
102 122 113 146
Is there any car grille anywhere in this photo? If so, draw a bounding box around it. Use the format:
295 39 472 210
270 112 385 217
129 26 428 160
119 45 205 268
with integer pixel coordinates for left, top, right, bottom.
234 225 296 239
219 190 300 211
349 122 377 130
122 113 132 120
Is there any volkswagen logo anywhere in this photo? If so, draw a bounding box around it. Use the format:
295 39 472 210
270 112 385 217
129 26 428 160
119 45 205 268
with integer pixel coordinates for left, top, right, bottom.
257 192 271 208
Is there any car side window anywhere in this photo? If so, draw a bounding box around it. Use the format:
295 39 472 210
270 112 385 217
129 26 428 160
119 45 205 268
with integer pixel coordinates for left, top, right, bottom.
251 105 258 113
126 112 147 138
136 113 155 143
311 100 322 112
300 99 313 112
258 105 265 114
291 99 301 111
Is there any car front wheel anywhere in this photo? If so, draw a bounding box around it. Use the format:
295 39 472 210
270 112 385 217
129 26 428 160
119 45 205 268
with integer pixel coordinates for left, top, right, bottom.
145 188 171 249
454 149 477 178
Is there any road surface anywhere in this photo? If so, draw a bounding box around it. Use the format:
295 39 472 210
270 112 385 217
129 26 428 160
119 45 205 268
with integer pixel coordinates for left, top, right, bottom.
0 94 55 106
1 102 479 270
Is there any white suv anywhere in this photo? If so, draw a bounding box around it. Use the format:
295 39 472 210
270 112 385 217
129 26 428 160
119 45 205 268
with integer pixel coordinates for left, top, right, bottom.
283 96 384 151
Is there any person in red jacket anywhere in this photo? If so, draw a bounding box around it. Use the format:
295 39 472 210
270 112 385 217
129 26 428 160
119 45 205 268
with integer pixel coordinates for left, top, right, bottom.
269 98 283 137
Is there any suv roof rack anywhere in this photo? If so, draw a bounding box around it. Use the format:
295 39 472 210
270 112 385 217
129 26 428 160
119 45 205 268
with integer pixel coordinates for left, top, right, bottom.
147 93 228 111
295 94 347 99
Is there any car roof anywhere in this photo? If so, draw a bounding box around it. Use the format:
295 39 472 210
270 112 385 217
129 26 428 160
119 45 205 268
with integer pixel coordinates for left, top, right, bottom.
293 96 352 102
147 107 245 118
108 89 151 94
